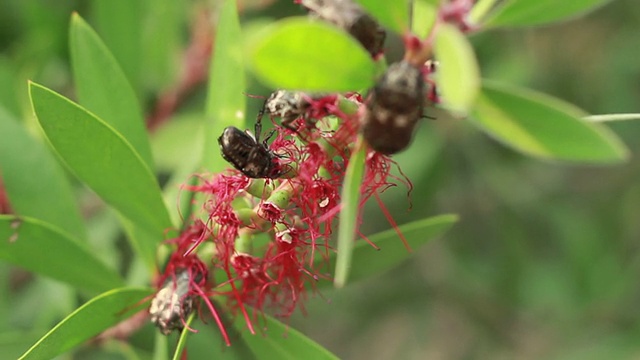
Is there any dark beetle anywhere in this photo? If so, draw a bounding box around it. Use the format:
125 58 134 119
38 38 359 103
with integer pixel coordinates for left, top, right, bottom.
218 125 282 179
300 0 386 57
361 60 426 155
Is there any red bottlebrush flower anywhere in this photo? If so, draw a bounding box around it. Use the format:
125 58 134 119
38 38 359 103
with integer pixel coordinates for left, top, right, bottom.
150 222 231 345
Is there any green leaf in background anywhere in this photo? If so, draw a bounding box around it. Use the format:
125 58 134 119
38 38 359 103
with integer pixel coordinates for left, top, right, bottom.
29 82 172 238
91 0 143 94
412 1 437 38
141 0 183 91
18 287 152 360
0 108 87 240
204 0 246 172
234 311 339 360
0 331 43 360
0 59 20 118
0 216 123 293
584 114 640 122
354 0 409 34
334 138 366 288
470 81 629 163
248 18 376 92
70 13 154 168
348 214 458 283
485 0 614 28
434 23 480 114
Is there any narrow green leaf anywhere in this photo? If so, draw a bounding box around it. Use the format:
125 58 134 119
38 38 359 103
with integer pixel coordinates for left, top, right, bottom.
355 0 409 34
141 0 183 90
584 114 640 122
70 13 154 168
334 139 366 288
412 1 437 38
204 0 246 172
248 18 376 91
434 24 480 114
0 108 87 240
485 0 613 28
92 0 143 93
18 287 152 360
0 216 122 292
470 81 629 163
29 82 172 236
171 312 196 360
349 214 458 283
152 331 169 360
314 214 458 287
234 312 339 360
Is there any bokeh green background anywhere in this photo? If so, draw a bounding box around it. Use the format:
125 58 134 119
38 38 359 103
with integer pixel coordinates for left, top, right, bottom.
1 0 640 359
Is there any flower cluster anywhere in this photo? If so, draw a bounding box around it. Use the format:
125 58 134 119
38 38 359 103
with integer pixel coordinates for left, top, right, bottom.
149 0 477 344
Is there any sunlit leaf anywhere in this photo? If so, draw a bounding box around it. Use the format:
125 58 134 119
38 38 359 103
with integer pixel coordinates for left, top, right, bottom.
0 216 122 292
70 14 154 168
0 108 86 240
334 138 366 288
248 18 376 91
485 0 614 28
584 114 640 122
19 288 152 360
434 24 480 114
470 81 629 163
412 1 437 38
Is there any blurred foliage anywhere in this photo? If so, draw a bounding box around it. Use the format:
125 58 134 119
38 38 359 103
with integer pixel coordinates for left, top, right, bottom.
1 0 639 359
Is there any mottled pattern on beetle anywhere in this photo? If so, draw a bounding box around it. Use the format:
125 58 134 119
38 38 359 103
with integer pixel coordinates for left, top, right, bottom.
265 90 308 125
218 126 279 178
362 61 425 155
149 270 194 335
300 0 385 56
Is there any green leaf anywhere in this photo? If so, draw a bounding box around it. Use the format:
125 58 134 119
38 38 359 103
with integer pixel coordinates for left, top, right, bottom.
0 331 43 360
204 0 246 172
584 114 640 122
91 0 143 93
141 0 183 90
171 312 196 360
434 24 480 114
348 214 458 283
355 0 409 34
29 82 172 237
234 312 339 360
334 139 366 288
70 13 154 168
485 0 613 28
470 81 629 163
18 287 152 360
0 108 87 240
248 18 376 91
315 214 458 287
412 1 437 38
0 215 123 293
